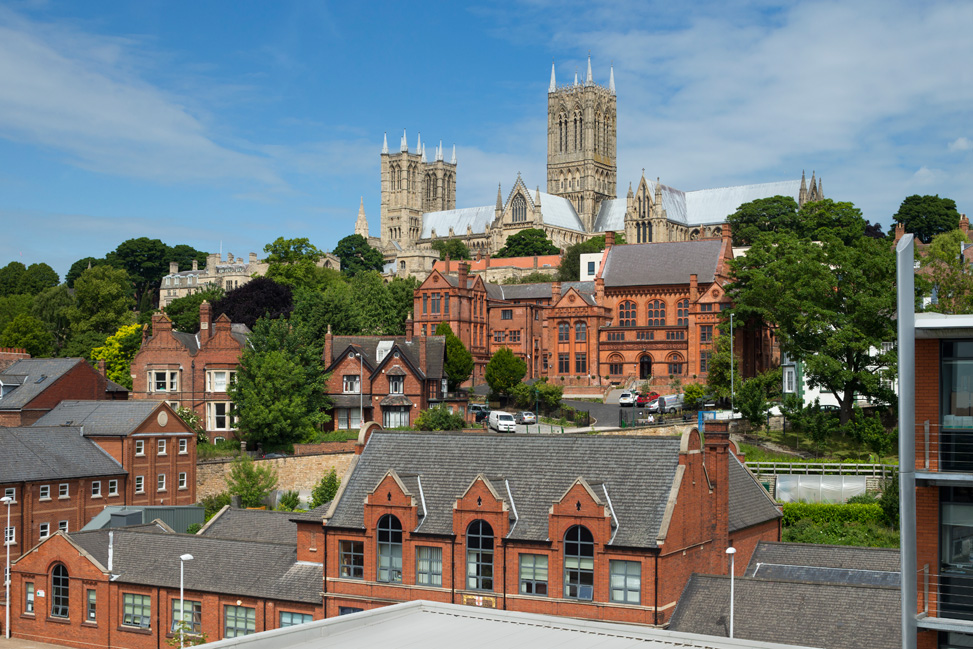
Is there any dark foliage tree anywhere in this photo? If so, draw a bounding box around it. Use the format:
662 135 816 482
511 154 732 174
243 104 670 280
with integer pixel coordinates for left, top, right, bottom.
0 262 26 297
0 313 54 357
556 234 620 282
0 294 34 336
65 257 106 288
484 347 527 396
796 199 866 244
212 277 292 330
105 237 170 308
163 287 225 332
430 239 472 261
493 228 560 258
333 234 385 277
32 285 75 351
8 263 59 296
166 244 208 273
863 220 887 240
891 194 961 244
726 196 800 246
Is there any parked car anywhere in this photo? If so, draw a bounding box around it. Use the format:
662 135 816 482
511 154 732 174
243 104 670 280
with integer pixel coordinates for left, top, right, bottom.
515 411 536 425
489 411 517 432
636 392 660 407
475 408 491 423
618 392 637 407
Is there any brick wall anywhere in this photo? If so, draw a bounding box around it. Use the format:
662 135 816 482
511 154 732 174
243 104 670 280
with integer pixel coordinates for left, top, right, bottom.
196 452 355 500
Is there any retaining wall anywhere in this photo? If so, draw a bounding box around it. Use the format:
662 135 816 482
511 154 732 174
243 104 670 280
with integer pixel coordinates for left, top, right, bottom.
196 451 355 499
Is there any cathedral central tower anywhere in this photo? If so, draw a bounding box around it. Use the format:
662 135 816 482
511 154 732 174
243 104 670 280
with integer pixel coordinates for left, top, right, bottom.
546 56 617 231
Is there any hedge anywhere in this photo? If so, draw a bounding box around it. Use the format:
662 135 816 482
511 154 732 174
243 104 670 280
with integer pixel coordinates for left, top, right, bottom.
781 502 884 527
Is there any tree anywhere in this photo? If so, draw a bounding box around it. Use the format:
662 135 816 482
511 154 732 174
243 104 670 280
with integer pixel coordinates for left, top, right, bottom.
18 263 59 296
229 316 330 448
225 455 278 508
682 383 705 410
166 244 208 273
333 234 385 277
892 194 961 244
67 265 135 335
736 377 771 427
441 326 474 390
32 285 75 351
484 347 527 396
863 220 887 240
163 287 224 332
493 228 560 258
350 271 394 335
0 262 27 297
431 239 472 261
90 324 143 389
556 235 608 282
502 271 557 285
310 468 341 509
796 199 866 244
922 229 973 314
414 405 467 431
65 256 107 288
212 277 292 330
174 406 208 444
727 223 897 424
705 333 742 401
105 237 170 308
726 196 800 246
0 313 54 357
387 276 420 334
511 378 563 411
263 236 327 289
0 294 34 336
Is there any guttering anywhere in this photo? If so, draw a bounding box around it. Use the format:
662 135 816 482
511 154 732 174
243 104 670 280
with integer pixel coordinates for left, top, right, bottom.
504 479 519 538
602 484 619 545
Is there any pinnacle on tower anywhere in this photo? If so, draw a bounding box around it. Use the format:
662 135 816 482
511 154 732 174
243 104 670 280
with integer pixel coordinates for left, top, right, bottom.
400 129 408 152
496 183 503 210
535 186 541 205
586 53 592 85
417 132 422 154
436 140 443 162
655 177 662 204
574 69 579 86
355 196 369 238
421 143 427 162
451 144 456 165
609 63 615 94
627 182 633 198
549 60 556 92
382 132 388 154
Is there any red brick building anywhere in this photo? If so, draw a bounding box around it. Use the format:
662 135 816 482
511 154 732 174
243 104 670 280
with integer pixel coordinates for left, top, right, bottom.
0 358 121 427
130 302 250 442
412 230 753 389
322 330 458 431
320 424 780 624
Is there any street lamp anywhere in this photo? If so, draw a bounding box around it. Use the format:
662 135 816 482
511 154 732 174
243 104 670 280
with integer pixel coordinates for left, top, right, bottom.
725 546 736 639
729 313 735 414
357 351 364 426
2 495 12 640
179 553 194 648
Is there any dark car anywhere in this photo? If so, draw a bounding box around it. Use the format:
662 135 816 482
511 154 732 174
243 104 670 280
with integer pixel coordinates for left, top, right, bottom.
475 409 491 423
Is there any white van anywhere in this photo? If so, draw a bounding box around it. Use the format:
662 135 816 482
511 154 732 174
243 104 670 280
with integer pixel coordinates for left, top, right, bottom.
489 411 516 433
651 394 684 414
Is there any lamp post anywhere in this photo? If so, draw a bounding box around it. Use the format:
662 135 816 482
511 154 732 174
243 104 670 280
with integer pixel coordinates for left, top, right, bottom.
729 313 735 414
725 546 736 639
356 351 364 427
179 553 193 648
2 495 12 640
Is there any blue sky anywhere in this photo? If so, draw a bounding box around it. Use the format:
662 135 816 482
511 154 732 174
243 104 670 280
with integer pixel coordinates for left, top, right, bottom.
1 0 970 280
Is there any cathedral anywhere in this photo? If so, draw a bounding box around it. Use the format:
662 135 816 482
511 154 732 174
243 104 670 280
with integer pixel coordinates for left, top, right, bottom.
357 56 824 277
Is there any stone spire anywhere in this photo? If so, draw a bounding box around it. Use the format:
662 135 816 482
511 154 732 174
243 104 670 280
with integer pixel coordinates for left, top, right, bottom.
574 69 579 86
799 170 807 205
421 143 426 162
818 177 823 199
355 197 369 238
586 53 592 85
436 140 443 162
655 177 662 205
496 183 503 210
549 60 556 92
382 132 388 154
417 131 422 154
609 63 615 94
535 186 542 206
400 129 408 152
627 181 633 198
451 144 456 165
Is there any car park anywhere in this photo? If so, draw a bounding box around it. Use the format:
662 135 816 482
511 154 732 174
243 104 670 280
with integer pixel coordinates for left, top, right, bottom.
515 412 536 425
489 411 517 432
618 392 637 407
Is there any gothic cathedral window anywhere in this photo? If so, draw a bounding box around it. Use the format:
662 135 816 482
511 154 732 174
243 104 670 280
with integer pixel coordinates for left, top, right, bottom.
512 195 527 223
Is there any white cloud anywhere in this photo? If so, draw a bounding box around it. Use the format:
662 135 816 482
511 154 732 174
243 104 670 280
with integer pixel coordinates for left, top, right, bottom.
911 166 940 185
948 137 972 152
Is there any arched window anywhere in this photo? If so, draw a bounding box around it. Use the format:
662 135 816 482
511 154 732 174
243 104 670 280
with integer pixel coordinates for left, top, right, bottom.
51 564 69 618
667 353 685 376
512 195 527 223
677 299 689 326
377 514 403 582
608 354 624 376
618 301 636 327
467 520 494 591
564 525 594 600
575 321 586 342
558 322 570 343
647 300 666 326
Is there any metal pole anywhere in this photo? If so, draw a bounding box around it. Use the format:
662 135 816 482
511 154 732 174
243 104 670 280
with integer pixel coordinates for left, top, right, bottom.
3 496 11 640
726 546 736 638
359 352 363 426
730 313 735 413
179 553 193 648
896 234 917 649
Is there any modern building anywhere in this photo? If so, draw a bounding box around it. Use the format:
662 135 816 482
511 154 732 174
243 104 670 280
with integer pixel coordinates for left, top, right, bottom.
0 358 123 427
130 302 250 442
319 423 780 624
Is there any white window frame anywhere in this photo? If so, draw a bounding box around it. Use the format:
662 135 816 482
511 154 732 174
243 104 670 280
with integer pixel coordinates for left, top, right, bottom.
135 476 144 494
58 483 69 499
39 485 50 500
58 520 68 533
179 438 188 454
4 487 14 502
135 440 145 456
157 474 166 492
336 408 362 430
158 439 167 456
609 559 641 604
207 402 236 431
389 375 404 395
178 472 187 489
39 523 49 539
4 526 15 545
108 480 118 496
150 370 179 393
206 369 236 393
91 481 101 497
342 375 361 394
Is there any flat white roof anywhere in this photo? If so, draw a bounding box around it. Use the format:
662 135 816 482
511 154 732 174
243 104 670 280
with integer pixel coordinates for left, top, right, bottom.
915 312 973 338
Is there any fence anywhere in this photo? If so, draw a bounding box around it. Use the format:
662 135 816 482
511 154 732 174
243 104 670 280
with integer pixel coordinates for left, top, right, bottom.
746 462 897 480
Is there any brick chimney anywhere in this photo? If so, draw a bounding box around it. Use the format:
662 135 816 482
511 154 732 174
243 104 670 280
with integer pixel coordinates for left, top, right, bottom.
690 274 698 302
605 231 615 249
721 224 732 246
458 262 469 290
192 259 198 271
960 214 969 237
199 301 213 340
97 359 106 377
444 254 451 274
405 313 414 342
552 281 561 302
419 336 428 372
894 222 906 244
324 324 333 365
703 421 731 554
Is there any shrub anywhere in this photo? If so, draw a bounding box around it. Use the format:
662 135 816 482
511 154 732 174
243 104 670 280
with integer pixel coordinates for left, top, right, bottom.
185 523 202 535
846 493 878 505
225 455 278 508
781 502 884 527
879 472 899 529
783 518 899 548
198 492 231 521
311 468 341 509
277 490 301 511
414 405 467 431
683 383 705 410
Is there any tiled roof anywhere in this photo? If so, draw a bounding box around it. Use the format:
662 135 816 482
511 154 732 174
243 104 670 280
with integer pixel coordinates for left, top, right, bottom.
199 507 301 545
0 427 125 482
34 400 168 437
727 455 781 532
0 358 84 410
328 336 446 380
483 280 595 302
601 241 723 287
67 529 321 604
328 432 682 548
669 574 900 649
745 541 900 575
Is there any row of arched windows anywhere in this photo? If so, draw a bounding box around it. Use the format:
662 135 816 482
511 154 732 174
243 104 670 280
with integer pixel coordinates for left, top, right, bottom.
616 299 689 327
556 109 584 153
389 162 419 192
634 221 653 243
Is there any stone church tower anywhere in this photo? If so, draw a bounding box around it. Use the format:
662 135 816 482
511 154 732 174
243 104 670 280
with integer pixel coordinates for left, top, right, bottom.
380 130 457 248
546 56 617 231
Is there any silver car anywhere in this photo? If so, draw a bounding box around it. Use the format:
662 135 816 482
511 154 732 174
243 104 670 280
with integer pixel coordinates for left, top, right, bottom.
618 392 636 407
515 412 536 425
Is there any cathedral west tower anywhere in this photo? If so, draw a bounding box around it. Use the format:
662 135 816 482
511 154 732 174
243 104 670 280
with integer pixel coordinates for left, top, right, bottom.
546 56 617 231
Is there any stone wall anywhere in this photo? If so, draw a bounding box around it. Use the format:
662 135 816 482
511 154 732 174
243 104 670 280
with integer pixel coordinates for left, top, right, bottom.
196 451 356 500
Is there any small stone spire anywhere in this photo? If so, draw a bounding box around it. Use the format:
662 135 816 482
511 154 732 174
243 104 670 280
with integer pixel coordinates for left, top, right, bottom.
655 177 662 204
436 140 443 162
382 132 388 154
496 183 503 210
799 170 807 204
535 186 541 205
421 143 426 162
417 131 422 154
574 68 579 86
609 63 615 94
818 177 823 199
627 182 633 198
549 60 556 92
355 197 369 238
400 128 408 152
586 52 592 85
451 144 456 165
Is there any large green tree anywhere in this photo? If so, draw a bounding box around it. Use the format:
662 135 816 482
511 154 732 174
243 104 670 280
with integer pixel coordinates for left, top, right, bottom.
90 324 143 389
493 228 560 258
0 313 54 357
726 196 800 246
0 294 34 336
67 265 136 336
892 194 961 244
229 316 331 448
921 229 973 314
32 285 75 351
436 322 474 390
484 347 527 396
430 239 472 261
163 286 225 332
0 262 59 297
333 234 385 277
0 262 27 297
65 257 107 288
351 271 394 335
387 276 420 334
727 224 897 424
105 237 170 308
727 197 866 246
225 455 278 508
263 236 328 289
705 332 742 401
556 234 625 282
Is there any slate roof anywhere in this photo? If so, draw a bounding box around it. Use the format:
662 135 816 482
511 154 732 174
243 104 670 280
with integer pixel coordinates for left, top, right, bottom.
67 529 321 604
727 455 781 533
34 400 171 436
0 427 125 482
157 322 252 353
601 241 723 287
328 432 682 548
669 574 900 649
0 358 85 410
327 336 446 380
199 507 302 545
745 541 900 577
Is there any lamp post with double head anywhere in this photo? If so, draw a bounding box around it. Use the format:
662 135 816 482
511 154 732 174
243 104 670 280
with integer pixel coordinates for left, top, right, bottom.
2 495 12 640
179 553 194 648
